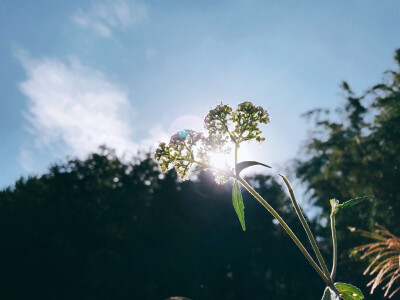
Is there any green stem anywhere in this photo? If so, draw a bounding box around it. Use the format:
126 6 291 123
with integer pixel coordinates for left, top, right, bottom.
330 212 337 281
234 143 238 167
238 119 250 143
237 176 333 286
279 174 332 281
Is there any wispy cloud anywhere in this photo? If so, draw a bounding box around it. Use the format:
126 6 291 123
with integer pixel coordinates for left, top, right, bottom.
16 51 163 172
71 0 146 37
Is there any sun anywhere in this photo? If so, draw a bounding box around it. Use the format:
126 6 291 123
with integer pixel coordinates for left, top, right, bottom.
208 144 253 171
209 151 233 170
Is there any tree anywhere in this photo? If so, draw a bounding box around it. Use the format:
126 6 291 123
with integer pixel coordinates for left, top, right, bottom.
0 147 323 299
296 49 400 298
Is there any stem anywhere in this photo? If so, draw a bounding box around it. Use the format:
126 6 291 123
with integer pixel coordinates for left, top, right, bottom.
234 143 238 167
330 212 337 281
237 176 332 286
238 119 250 142
279 174 331 281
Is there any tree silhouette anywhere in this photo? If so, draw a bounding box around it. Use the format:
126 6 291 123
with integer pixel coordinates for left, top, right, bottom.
0 147 323 299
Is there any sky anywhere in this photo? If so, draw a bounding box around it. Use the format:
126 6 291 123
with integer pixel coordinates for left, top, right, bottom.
1 0 400 190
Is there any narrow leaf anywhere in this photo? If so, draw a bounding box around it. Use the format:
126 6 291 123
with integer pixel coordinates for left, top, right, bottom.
322 287 340 300
334 196 373 215
232 180 246 231
235 161 271 175
334 283 364 300
321 288 330 300
192 166 203 173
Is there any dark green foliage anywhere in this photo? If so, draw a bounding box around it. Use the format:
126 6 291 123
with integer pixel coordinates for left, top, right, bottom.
333 196 373 216
334 283 364 300
232 180 245 230
0 147 323 299
296 49 400 298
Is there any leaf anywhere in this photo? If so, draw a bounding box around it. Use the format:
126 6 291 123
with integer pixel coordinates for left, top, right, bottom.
334 283 364 300
232 180 246 231
191 166 203 173
333 196 373 215
322 287 340 300
322 288 331 300
235 161 271 175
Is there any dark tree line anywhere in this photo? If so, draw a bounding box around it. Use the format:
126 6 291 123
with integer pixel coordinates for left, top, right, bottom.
0 147 323 299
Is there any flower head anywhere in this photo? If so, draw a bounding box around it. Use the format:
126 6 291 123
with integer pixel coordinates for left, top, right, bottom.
154 129 204 180
154 102 269 183
232 101 270 143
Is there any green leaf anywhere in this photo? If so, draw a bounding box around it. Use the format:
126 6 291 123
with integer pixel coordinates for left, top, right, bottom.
191 166 203 173
232 180 246 231
322 287 340 300
235 161 271 175
333 196 373 215
334 283 364 300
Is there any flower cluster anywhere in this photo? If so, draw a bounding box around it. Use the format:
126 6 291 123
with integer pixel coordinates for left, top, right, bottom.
204 101 270 144
154 102 270 183
154 129 204 180
232 101 270 143
204 104 234 144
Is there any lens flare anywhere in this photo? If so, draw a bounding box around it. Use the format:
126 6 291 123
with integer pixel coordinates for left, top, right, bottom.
209 152 231 170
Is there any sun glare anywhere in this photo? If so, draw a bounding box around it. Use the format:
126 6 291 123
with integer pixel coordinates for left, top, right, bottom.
208 145 254 171
209 152 232 170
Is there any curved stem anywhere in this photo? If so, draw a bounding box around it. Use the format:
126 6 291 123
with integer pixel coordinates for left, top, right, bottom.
330 212 338 281
279 174 331 281
237 176 333 286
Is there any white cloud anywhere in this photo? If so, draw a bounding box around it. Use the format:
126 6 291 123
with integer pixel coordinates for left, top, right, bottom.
16 51 162 172
71 0 146 37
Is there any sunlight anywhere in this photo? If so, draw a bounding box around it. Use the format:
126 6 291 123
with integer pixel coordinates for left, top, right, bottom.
209 152 232 170
208 145 254 172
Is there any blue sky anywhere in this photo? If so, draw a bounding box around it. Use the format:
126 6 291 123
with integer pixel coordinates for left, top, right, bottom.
1 0 399 189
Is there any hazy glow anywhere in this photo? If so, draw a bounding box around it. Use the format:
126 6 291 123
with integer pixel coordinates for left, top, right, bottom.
209 144 254 173
209 152 231 170
169 115 204 135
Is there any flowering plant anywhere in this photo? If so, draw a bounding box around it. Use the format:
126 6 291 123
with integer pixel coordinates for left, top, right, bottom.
155 102 369 300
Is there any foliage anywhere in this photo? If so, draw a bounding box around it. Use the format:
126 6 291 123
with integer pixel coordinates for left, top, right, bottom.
232 181 246 231
331 196 372 216
296 49 400 231
350 226 400 298
296 49 400 298
334 283 364 300
0 147 325 299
